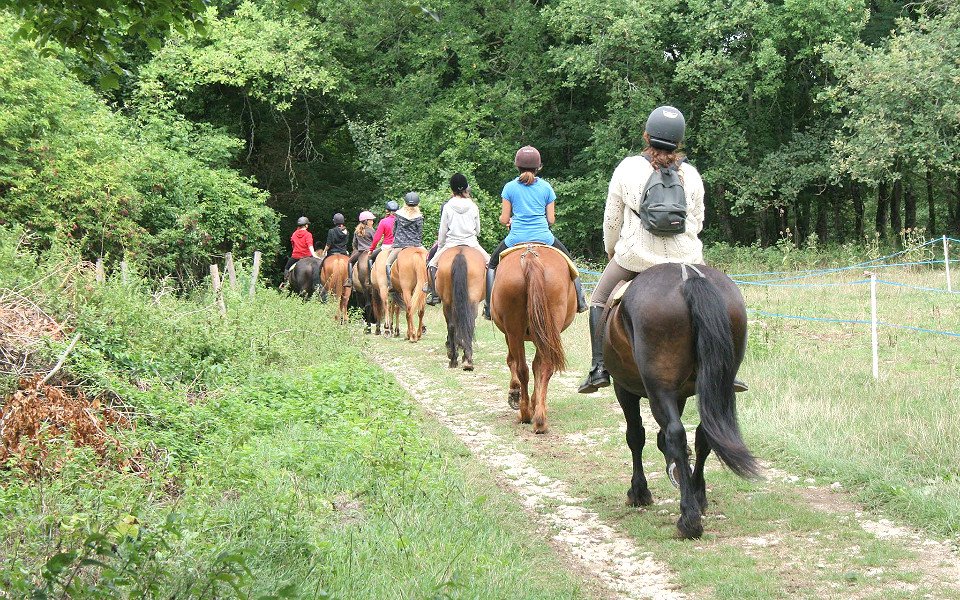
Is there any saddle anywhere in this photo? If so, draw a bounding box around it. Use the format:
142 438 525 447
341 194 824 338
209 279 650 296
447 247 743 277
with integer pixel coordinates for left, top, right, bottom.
607 263 706 308
499 243 580 279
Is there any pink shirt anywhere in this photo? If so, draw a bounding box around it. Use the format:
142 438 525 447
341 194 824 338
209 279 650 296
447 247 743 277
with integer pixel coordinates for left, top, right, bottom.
370 214 395 249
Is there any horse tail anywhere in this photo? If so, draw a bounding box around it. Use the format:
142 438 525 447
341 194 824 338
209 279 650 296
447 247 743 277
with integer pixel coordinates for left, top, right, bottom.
326 257 346 298
523 255 566 371
451 252 475 351
682 276 758 479
311 260 321 296
410 253 428 316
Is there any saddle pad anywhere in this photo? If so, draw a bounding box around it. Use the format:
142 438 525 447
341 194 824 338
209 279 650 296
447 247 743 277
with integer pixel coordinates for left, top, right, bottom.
499 243 579 279
608 278 632 306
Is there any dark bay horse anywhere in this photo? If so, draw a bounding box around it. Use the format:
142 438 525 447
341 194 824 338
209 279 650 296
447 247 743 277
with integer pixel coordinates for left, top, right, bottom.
492 244 576 434
288 257 322 300
321 254 350 323
348 250 377 332
604 263 759 539
435 246 486 370
390 247 429 342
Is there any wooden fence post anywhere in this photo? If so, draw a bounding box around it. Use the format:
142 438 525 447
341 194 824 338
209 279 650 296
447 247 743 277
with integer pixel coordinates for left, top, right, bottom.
210 264 227 315
95 258 105 283
249 251 261 299
225 252 237 289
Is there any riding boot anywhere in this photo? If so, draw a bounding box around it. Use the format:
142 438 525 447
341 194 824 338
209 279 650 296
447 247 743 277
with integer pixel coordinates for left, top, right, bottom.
578 306 611 394
483 267 496 320
426 266 441 306
574 277 588 313
367 258 374 287
344 263 353 287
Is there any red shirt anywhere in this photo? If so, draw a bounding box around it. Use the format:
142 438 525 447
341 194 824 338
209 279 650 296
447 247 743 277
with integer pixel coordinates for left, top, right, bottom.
291 228 315 258
370 214 396 249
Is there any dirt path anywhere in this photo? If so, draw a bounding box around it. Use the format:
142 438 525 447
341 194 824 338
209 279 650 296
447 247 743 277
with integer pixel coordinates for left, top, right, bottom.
373 354 685 600
364 312 960 599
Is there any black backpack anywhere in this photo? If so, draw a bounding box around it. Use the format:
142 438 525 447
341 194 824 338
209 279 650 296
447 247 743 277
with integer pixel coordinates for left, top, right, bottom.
632 156 687 236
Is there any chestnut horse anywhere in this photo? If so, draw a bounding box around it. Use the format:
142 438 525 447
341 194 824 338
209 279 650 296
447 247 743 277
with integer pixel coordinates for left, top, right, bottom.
435 246 486 370
389 247 429 342
369 249 398 337
288 257 322 301
492 244 576 434
604 263 758 539
320 254 351 323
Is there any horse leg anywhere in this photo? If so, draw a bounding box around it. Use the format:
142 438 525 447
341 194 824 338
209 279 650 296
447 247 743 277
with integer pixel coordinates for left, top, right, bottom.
649 389 702 539
505 334 530 422
530 351 552 434
692 424 711 515
444 305 457 368
403 290 415 341
614 383 653 506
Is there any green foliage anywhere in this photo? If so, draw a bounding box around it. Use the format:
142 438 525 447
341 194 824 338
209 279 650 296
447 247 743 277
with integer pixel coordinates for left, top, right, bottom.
0 16 279 282
6 0 209 74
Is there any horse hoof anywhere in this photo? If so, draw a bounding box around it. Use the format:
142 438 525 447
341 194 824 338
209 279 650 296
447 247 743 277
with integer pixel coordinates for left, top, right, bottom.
508 390 520 410
667 462 693 489
462 363 473 372
627 488 653 507
533 422 548 435
448 361 458 369
676 515 704 540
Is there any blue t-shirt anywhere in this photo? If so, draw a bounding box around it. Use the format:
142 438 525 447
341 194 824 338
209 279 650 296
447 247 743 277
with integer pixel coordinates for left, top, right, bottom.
501 177 556 247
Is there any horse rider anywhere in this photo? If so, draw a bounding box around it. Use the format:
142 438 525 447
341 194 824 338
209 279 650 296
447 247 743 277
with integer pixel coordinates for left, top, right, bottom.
368 200 399 281
385 192 425 282
320 212 350 271
577 106 748 394
483 145 587 319
344 210 376 288
426 173 489 306
284 216 321 280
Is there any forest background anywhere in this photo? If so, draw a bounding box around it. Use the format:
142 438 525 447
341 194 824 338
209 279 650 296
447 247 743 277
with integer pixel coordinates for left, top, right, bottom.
1 0 959 282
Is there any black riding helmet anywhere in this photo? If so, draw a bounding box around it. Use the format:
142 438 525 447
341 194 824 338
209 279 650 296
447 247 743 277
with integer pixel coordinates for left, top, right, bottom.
333 213 345 225
385 200 399 212
296 216 310 226
645 106 686 151
403 192 420 206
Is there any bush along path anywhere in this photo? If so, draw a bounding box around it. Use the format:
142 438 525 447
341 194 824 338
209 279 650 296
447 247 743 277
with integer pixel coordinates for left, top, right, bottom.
366 307 960 600
0 242 590 598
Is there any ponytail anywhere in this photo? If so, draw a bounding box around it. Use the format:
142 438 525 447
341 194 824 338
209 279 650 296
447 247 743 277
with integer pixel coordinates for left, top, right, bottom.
354 222 368 237
642 132 685 170
518 170 537 185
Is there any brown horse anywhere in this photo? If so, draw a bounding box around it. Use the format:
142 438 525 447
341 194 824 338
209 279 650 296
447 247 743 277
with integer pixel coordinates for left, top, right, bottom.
435 246 486 370
321 254 351 323
492 244 576 434
389 247 429 342
348 250 377 332
370 249 398 337
603 263 758 539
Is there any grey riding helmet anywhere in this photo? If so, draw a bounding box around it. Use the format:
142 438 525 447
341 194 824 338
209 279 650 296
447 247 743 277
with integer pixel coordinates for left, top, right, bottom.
296 216 310 226
403 192 421 206
333 213 345 225
645 106 686 151
385 200 400 212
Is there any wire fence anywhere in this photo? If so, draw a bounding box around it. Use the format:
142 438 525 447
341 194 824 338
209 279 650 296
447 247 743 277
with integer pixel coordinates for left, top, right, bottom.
576 236 960 371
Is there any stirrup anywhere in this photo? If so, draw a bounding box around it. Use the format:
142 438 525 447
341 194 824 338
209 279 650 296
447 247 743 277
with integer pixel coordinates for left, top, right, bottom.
577 365 610 394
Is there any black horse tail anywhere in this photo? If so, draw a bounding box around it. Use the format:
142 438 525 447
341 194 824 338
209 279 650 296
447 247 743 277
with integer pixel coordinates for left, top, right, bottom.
682 276 759 479
311 260 322 297
451 252 475 352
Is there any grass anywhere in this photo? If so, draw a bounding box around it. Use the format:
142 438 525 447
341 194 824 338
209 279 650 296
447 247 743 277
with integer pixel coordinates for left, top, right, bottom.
0 235 589 598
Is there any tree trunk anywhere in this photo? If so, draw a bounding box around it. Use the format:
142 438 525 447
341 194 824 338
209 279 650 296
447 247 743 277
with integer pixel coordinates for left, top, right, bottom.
926 169 936 235
876 181 889 239
778 205 789 239
852 182 865 241
714 184 735 242
905 181 917 232
832 187 844 244
891 176 903 240
816 190 830 243
797 196 811 242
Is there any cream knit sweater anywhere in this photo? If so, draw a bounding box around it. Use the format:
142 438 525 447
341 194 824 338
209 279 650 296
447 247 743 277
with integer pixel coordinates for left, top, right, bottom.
603 155 705 272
